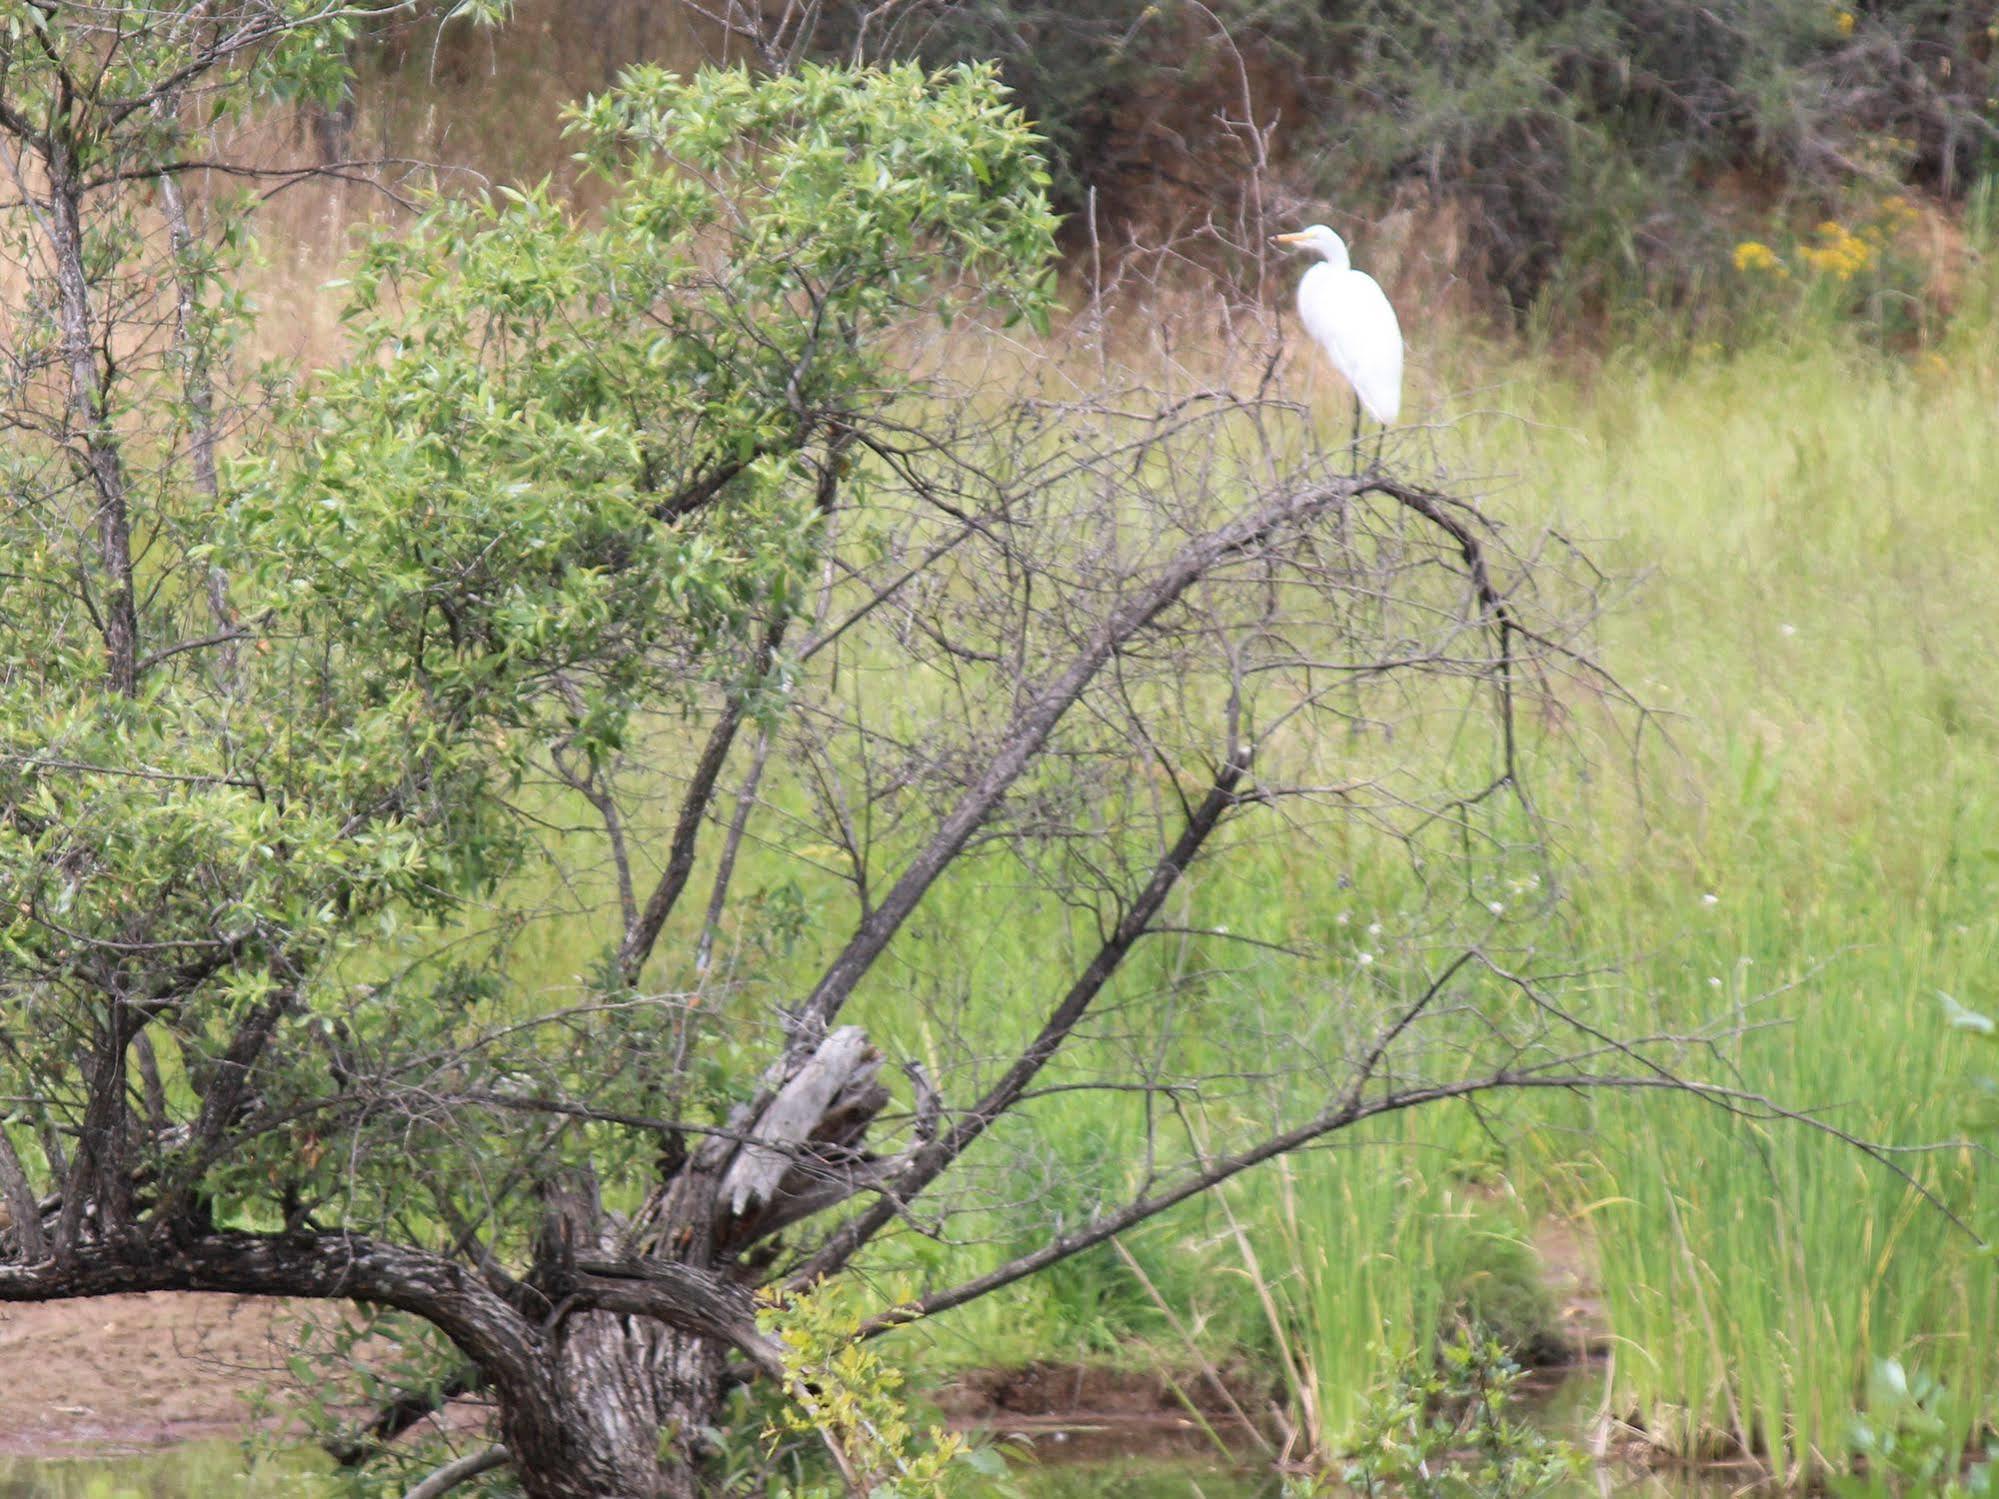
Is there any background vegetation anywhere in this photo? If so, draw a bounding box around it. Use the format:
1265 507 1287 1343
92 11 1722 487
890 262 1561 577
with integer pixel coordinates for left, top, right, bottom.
838 0 1998 315
312 0 1998 320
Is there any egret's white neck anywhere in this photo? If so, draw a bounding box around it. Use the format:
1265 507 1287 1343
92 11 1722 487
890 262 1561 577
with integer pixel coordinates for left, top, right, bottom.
1314 237 1351 273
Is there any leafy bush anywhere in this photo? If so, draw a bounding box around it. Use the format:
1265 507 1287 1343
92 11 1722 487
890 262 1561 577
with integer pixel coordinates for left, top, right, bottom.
816 0 1173 215
1333 1331 1584 1499
1835 1359 1990 1499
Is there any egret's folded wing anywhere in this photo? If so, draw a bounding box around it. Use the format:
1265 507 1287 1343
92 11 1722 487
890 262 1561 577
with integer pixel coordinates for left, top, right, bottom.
1298 267 1403 426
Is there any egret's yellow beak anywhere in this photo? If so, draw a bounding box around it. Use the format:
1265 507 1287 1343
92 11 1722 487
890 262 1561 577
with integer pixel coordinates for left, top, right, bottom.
1270 232 1308 246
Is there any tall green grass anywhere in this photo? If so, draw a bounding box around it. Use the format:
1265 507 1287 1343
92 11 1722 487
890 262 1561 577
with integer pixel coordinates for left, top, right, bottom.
1175 318 1999 1469
933 319 1999 1469
1500 332 1999 1476
1218 1134 1553 1458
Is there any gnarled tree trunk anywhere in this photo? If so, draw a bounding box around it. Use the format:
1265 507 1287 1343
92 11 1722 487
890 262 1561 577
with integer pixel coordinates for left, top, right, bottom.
494 1171 744 1499
485 1027 896 1495
499 1318 726 1499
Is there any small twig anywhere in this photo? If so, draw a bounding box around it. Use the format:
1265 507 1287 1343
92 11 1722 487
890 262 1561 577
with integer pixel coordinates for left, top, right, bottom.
401 1444 509 1499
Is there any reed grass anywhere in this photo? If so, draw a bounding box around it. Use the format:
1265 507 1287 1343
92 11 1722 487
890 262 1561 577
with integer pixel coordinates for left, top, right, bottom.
1503 330 1999 1475
1157 315 1999 1468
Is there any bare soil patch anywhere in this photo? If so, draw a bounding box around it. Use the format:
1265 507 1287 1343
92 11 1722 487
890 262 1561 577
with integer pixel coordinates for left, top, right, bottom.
0 1294 301 1457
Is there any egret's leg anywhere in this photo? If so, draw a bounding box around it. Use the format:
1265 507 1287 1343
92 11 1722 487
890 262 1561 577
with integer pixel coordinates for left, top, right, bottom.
1373 424 1386 471
1350 397 1362 474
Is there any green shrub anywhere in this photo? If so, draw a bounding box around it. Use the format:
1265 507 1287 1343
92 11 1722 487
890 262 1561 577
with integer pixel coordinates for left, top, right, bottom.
1336 1331 1584 1499
825 0 1997 317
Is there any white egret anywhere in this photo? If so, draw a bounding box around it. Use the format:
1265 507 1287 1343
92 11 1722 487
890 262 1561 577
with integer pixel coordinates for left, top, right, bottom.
1272 223 1402 466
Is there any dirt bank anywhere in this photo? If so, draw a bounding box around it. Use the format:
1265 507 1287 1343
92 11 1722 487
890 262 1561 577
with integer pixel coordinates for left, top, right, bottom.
0 1294 300 1457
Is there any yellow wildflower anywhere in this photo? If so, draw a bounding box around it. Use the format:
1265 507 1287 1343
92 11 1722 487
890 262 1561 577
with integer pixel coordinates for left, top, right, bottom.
1799 221 1872 280
1835 9 1855 34
1733 240 1780 272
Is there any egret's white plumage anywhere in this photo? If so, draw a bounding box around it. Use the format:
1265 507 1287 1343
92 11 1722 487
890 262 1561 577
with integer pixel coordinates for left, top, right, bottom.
1273 224 1402 426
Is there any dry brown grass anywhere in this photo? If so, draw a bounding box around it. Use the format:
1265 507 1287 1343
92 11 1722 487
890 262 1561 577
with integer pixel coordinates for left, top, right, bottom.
201 0 726 364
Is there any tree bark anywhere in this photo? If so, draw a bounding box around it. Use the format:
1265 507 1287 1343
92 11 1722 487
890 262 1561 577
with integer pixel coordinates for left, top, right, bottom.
500 1316 725 1499
500 1172 743 1498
